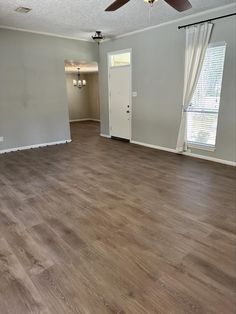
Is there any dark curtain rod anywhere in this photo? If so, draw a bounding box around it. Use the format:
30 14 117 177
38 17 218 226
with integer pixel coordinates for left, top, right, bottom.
178 12 236 29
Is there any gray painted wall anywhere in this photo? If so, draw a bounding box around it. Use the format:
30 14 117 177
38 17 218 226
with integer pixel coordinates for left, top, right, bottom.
99 5 236 162
88 73 100 120
66 72 100 121
0 29 98 150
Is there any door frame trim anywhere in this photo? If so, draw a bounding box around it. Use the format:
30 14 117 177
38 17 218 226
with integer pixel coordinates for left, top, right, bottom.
107 48 132 139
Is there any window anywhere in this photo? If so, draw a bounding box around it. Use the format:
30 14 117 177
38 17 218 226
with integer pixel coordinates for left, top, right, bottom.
187 42 226 150
110 52 131 67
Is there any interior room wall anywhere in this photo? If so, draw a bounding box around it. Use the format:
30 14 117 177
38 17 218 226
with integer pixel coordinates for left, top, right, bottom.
99 4 236 163
66 72 100 121
0 28 98 151
88 73 100 120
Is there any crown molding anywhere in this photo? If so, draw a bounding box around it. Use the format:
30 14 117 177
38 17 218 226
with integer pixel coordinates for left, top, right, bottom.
0 25 94 42
102 3 236 42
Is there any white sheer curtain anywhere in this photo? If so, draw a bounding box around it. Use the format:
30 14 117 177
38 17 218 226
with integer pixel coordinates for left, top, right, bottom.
176 22 213 152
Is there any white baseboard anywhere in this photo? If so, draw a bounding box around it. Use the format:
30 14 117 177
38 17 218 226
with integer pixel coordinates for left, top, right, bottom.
130 140 236 167
100 133 111 138
131 140 176 153
70 119 90 122
183 151 236 167
0 139 71 154
70 118 100 122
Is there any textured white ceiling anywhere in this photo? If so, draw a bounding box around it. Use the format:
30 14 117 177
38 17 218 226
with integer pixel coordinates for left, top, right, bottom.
65 60 98 73
0 0 235 40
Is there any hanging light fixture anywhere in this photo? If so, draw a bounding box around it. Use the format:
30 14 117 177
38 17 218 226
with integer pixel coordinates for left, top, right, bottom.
144 0 158 6
92 31 104 45
73 67 86 88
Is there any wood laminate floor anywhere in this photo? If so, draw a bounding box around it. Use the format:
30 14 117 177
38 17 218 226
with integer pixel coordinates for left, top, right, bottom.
0 121 235 314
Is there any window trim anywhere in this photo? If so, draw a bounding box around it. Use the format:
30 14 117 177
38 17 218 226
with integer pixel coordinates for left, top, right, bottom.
109 50 131 68
187 41 226 151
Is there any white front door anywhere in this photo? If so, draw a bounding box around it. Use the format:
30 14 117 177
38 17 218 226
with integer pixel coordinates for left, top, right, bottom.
109 66 131 139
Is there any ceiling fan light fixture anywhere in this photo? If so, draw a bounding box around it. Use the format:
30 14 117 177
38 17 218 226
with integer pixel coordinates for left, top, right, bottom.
92 31 104 45
143 0 158 6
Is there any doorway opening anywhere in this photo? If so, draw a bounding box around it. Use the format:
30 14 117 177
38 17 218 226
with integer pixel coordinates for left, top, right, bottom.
108 49 132 141
64 60 100 138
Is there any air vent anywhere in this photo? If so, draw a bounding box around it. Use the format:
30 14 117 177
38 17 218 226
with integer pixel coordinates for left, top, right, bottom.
15 7 32 13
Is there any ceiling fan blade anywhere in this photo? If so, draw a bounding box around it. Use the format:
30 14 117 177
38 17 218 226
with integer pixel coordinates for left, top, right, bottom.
164 0 192 12
105 0 130 11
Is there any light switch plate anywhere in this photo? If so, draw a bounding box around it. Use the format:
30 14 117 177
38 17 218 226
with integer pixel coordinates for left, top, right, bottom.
132 91 137 97
0 136 4 142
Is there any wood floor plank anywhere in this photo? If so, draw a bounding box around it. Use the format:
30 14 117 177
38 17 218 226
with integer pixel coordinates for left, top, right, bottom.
5 227 54 276
0 121 235 313
0 238 51 314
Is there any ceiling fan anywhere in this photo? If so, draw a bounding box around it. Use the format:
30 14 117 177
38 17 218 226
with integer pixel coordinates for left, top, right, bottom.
105 0 192 12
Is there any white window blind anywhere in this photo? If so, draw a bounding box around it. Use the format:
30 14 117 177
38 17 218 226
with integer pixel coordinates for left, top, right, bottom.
187 42 226 149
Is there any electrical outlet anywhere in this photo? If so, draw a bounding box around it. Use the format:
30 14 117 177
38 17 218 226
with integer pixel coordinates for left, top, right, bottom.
0 136 4 142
